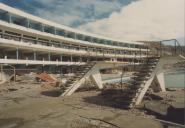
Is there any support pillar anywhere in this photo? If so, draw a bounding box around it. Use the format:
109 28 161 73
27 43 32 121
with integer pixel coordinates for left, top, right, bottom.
90 69 103 89
33 51 36 60
48 53 51 61
41 24 44 32
156 72 166 92
174 40 177 55
60 55 63 62
54 27 56 35
80 55 82 62
9 13 12 23
0 66 7 84
16 48 19 60
160 41 162 56
26 19 30 28
70 54 73 62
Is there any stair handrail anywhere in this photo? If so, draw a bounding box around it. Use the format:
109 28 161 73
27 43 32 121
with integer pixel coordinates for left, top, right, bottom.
160 39 185 57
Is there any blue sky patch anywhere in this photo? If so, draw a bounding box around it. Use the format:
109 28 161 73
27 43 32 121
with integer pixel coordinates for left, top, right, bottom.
0 0 137 27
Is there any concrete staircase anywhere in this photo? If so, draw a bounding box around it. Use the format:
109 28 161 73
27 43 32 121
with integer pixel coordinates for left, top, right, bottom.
120 57 160 108
60 62 96 96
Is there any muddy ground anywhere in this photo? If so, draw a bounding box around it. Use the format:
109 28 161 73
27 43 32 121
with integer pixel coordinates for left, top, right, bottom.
0 82 184 128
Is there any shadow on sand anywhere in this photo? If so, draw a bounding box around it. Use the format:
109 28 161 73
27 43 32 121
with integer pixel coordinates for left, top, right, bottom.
83 89 185 125
144 106 185 125
41 90 62 97
83 89 133 109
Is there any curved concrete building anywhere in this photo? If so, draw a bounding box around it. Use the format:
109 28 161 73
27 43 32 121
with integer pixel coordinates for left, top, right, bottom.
0 3 171 108
0 3 148 66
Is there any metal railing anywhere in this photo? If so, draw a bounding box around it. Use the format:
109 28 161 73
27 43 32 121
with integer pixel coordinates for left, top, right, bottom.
142 39 184 58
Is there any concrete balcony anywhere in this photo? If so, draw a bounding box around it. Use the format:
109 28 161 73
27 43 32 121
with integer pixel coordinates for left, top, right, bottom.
0 58 85 66
0 38 148 59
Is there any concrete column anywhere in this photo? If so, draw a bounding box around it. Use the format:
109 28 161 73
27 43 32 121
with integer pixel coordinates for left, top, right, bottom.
0 69 7 84
156 72 166 92
174 41 177 55
74 33 77 39
16 48 19 60
70 54 73 62
90 37 93 43
102 49 105 57
54 27 56 35
160 41 162 56
60 55 63 62
4 55 7 59
48 53 51 61
135 77 154 105
9 13 12 23
80 55 82 62
41 24 44 32
64 31 67 37
90 69 103 89
33 51 36 60
26 19 30 28
95 48 98 61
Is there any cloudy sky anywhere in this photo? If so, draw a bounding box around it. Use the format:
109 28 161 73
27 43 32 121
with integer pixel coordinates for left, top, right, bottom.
0 0 184 45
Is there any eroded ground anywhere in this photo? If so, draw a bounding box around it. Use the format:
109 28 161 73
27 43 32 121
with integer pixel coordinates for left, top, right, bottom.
0 82 184 128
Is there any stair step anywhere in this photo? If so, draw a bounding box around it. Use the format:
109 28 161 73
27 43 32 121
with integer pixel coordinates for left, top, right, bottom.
80 65 93 67
73 76 82 78
77 68 89 71
140 69 153 72
128 80 145 85
67 78 80 81
134 72 151 76
75 73 85 75
66 82 74 86
75 70 87 73
65 84 73 87
131 77 149 81
134 80 146 84
79 64 92 67
65 81 75 85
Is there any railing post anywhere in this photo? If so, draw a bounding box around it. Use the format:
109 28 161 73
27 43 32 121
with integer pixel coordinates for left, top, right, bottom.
160 41 162 57
174 40 177 55
16 48 19 60
146 47 149 58
0 64 3 81
48 52 51 61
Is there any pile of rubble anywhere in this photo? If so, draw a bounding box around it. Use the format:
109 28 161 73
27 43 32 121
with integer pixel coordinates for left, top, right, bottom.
0 72 64 96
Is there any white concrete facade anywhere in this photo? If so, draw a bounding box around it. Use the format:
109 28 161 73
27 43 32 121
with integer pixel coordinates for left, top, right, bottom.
0 3 149 66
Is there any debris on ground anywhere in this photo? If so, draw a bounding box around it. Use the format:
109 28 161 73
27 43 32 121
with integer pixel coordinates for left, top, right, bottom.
71 116 121 128
36 72 57 82
41 82 60 90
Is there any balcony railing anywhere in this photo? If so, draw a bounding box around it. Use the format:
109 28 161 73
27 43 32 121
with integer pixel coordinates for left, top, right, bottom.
0 31 148 58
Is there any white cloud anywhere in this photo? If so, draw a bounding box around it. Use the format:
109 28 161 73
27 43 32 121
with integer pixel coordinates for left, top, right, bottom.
79 0 184 44
33 0 123 27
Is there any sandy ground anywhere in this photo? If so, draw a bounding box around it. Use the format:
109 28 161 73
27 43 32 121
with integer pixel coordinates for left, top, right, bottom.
0 82 184 128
